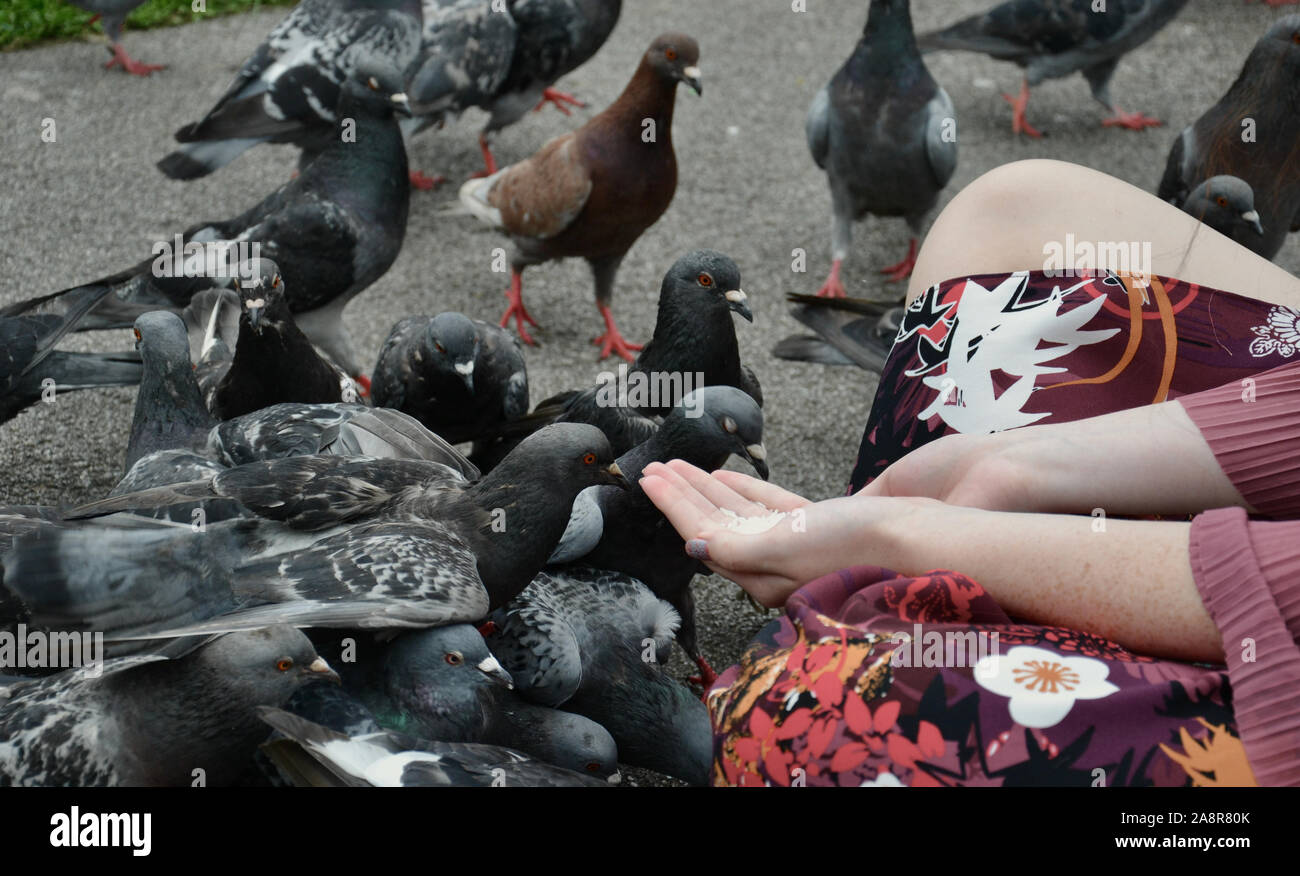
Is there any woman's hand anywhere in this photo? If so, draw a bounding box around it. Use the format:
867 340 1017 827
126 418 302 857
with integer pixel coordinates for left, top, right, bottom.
639 460 927 608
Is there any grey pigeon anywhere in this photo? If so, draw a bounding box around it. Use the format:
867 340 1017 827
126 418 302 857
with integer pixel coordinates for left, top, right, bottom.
487 567 712 784
499 251 761 458
773 294 903 372
0 287 141 425
198 259 358 420
55 60 413 384
0 626 337 786
258 707 611 786
1179 176 1265 245
310 624 620 777
459 32 703 360
405 0 622 181
1157 16 1300 260
370 312 528 453
807 0 957 296
549 386 767 687
65 0 162 76
157 0 423 180
16 424 627 644
918 0 1190 137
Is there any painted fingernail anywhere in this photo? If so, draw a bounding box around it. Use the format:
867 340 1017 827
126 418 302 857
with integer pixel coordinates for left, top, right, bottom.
685 539 711 561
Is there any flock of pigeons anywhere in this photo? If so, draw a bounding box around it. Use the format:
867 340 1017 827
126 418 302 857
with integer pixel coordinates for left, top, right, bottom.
0 0 1295 787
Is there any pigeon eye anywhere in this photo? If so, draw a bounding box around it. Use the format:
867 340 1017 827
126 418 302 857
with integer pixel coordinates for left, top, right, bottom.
445 651 463 665
276 658 293 672
435 342 446 354
1292 32 1300 45
271 275 281 289
133 328 142 342
722 416 738 434
697 273 713 287
585 762 602 772
368 77 380 90
1216 196 1229 207
583 452 597 465
665 48 677 61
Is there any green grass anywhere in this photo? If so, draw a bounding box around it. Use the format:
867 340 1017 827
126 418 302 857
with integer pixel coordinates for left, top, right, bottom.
1 0 299 52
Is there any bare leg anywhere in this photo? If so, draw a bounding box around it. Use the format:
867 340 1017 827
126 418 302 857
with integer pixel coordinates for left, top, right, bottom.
906 160 1300 309
500 269 540 346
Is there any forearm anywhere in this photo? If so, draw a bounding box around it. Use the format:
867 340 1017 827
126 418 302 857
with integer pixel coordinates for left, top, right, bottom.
868 499 1223 663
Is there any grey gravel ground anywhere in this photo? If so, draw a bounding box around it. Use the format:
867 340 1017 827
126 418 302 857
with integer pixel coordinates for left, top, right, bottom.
2 0 1298 785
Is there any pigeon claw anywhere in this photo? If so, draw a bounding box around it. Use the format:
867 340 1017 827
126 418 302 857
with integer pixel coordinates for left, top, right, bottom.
104 44 166 77
592 305 642 362
814 260 847 299
1002 82 1043 139
1101 109 1164 131
469 134 499 180
879 238 918 283
687 656 719 698
500 275 540 346
534 88 587 116
409 170 448 190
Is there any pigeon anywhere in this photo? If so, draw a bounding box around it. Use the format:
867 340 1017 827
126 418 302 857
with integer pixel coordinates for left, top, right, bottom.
772 294 903 372
199 259 358 420
18 424 627 644
1179 176 1265 245
0 626 338 786
501 251 760 457
487 567 712 785
459 32 703 360
309 624 621 777
55 60 413 386
370 312 528 453
407 0 623 181
1157 15 1300 260
258 707 611 786
548 386 766 688
157 0 423 180
0 287 142 426
65 0 163 76
807 0 957 295
918 0 1191 138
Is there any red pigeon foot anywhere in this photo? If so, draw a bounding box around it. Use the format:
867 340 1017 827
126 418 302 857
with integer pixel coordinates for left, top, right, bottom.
1101 108 1163 131
1002 82 1043 138
534 88 587 116
105 44 165 77
353 374 371 398
815 259 847 298
880 238 918 282
409 170 447 190
500 274 540 346
592 305 641 362
687 656 719 695
469 134 500 180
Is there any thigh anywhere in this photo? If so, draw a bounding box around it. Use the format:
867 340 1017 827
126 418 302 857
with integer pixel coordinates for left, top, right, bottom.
907 160 1300 309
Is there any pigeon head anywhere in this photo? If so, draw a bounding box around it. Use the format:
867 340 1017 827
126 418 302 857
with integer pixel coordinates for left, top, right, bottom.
646 33 702 96
661 249 751 322
133 310 193 377
497 423 629 492
662 386 768 479
424 312 481 394
1183 176 1263 237
383 625 514 693
232 258 290 334
339 58 412 116
520 708 621 782
190 626 339 706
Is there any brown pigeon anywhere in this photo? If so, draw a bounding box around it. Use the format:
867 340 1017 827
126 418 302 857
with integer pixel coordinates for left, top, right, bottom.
459 33 702 362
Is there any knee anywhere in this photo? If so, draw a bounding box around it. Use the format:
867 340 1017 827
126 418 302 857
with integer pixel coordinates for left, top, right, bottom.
941 159 1084 227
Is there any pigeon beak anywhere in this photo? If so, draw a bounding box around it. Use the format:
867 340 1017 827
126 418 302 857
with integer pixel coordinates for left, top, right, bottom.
304 656 341 685
742 443 769 481
476 655 514 689
1243 210 1264 236
390 92 413 117
725 289 753 322
244 297 265 332
454 360 475 394
681 66 703 96
601 461 631 490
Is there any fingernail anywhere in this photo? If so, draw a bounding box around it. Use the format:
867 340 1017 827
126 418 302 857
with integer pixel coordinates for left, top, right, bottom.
685 539 711 561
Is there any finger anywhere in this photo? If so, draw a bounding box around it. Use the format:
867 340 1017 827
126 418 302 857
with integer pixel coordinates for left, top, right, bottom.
639 475 724 542
666 460 768 517
641 462 726 520
712 469 812 511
